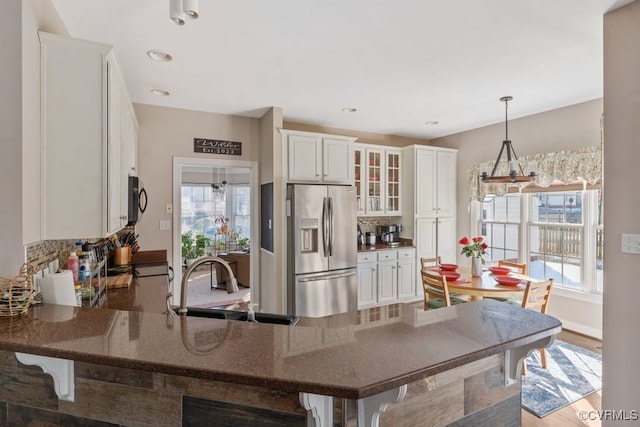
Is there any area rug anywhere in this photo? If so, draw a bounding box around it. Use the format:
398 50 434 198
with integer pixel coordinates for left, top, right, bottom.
521 339 602 418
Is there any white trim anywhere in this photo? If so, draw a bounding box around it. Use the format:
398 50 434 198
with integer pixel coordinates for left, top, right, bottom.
172 156 259 307
557 318 603 340
552 286 603 304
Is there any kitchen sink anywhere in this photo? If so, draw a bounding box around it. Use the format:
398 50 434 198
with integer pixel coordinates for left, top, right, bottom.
177 307 299 325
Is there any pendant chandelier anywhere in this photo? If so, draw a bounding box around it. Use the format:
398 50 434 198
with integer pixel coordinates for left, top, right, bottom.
211 168 227 195
481 96 536 184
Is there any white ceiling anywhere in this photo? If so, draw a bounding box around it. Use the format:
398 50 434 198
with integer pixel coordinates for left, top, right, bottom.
49 0 632 139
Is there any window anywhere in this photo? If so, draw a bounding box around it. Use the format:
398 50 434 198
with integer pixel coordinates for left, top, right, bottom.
181 183 251 242
480 188 602 295
481 193 521 263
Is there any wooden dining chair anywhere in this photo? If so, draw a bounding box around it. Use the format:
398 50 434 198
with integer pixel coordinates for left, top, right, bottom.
516 279 554 375
421 269 467 310
498 260 527 275
489 260 528 302
420 256 442 270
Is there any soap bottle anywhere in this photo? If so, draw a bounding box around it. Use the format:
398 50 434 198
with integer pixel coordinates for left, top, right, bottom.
79 254 92 293
67 251 79 283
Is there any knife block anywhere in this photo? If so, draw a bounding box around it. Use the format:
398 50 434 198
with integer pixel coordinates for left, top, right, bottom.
114 247 131 266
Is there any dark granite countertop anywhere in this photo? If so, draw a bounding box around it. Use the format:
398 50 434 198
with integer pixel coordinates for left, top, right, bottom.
357 242 415 252
0 281 561 399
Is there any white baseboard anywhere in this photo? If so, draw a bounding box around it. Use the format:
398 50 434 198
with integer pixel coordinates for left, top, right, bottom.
557 318 602 340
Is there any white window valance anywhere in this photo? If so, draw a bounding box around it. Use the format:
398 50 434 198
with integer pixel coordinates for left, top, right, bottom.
467 145 602 202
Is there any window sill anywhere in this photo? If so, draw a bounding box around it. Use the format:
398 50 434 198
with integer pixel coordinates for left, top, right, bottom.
551 286 603 304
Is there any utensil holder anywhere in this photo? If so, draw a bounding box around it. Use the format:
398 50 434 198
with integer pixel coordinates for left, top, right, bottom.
114 247 131 266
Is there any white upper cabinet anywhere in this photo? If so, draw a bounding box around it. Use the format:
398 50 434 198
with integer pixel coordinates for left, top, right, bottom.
40 32 137 239
404 146 457 218
355 143 402 216
282 130 356 184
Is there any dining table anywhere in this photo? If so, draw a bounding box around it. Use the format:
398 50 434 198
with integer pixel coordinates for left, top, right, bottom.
431 266 534 301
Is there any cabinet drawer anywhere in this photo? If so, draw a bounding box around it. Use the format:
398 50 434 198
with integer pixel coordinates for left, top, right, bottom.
397 249 416 259
357 253 377 263
377 250 397 261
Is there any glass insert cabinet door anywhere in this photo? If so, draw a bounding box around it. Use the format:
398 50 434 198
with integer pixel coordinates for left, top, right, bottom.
354 147 364 214
366 149 383 214
386 150 401 214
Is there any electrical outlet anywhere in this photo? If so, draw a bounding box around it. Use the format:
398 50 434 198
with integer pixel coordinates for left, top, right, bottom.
165 203 173 214
160 220 171 231
622 234 640 254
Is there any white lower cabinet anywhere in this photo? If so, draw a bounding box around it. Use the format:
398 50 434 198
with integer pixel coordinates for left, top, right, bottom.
357 248 417 309
377 260 397 304
357 257 377 308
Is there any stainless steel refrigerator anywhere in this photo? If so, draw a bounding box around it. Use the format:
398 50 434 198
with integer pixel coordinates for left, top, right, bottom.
287 184 357 317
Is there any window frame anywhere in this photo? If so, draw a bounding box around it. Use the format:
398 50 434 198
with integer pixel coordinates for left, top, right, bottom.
478 187 602 298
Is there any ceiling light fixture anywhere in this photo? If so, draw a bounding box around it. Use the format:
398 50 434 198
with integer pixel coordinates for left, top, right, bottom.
481 96 536 184
151 88 170 96
183 0 199 19
424 120 439 126
146 50 173 62
170 0 199 25
211 168 227 195
341 107 357 113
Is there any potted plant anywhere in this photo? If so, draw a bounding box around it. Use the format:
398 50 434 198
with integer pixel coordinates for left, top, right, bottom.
237 237 250 252
194 234 210 257
181 231 198 265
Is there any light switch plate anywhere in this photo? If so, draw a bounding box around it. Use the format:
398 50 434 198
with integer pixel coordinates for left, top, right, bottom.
160 220 171 231
621 234 640 254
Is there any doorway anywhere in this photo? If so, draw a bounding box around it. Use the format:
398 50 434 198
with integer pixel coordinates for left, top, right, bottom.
172 157 258 309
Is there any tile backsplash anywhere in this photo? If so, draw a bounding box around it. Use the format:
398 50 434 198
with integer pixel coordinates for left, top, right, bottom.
25 239 78 273
357 216 398 234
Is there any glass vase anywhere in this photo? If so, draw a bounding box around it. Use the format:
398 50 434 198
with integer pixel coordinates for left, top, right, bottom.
471 257 483 277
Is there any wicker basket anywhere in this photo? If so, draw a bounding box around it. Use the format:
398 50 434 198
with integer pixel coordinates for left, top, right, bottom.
0 264 37 317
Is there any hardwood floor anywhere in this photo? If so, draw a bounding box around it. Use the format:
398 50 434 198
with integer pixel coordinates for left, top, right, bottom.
521 329 602 427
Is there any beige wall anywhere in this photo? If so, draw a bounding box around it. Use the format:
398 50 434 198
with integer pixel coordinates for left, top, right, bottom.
433 99 604 337
603 0 640 419
259 107 285 313
134 103 262 265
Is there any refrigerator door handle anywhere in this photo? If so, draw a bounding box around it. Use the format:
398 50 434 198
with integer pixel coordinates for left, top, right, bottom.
328 196 334 256
322 196 329 257
297 270 357 283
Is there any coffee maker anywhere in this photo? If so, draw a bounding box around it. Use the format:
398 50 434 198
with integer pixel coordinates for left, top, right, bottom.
377 224 402 245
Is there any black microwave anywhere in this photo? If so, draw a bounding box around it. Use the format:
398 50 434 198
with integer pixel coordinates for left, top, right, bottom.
127 176 147 226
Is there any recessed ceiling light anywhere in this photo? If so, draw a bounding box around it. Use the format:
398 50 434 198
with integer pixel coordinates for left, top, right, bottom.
151 89 170 96
146 50 173 62
341 107 357 113
424 121 439 126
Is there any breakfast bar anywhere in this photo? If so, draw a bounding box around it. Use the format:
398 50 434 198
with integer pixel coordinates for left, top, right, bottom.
0 278 560 426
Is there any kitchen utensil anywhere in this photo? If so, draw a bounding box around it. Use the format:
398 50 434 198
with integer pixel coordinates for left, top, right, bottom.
366 232 376 246
114 247 131 266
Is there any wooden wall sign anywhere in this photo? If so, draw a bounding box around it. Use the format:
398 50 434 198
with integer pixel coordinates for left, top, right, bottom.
194 138 242 155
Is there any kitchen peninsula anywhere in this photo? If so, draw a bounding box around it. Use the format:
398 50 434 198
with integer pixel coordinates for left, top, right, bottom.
0 277 560 427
